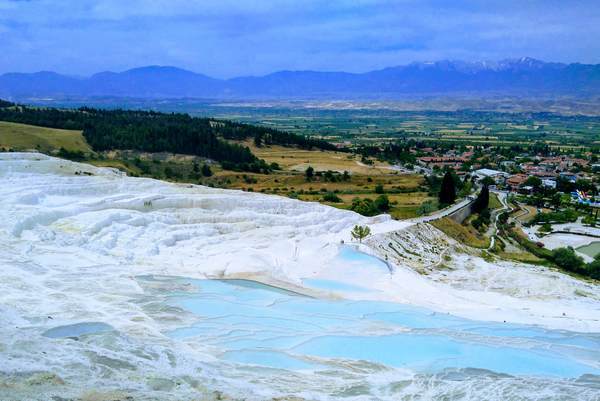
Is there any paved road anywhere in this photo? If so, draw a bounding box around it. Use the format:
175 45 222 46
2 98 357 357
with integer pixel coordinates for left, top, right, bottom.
408 197 474 224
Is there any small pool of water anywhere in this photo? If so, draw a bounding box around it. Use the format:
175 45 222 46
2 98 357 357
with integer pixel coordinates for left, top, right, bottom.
42 322 113 339
163 278 600 379
338 245 391 273
577 241 600 258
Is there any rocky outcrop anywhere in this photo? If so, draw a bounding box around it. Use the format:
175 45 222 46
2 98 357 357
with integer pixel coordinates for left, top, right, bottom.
365 223 463 274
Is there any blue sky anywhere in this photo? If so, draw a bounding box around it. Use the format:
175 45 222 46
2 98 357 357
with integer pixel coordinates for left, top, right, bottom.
1 0 598 77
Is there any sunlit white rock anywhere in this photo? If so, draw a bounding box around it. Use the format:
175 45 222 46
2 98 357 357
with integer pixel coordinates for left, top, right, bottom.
1 153 599 400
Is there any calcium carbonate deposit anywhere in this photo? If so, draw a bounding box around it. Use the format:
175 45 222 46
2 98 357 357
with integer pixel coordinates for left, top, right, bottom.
1 153 599 401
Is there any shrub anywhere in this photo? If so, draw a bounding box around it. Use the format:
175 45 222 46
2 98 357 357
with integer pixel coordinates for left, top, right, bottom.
582 215 597 227
350 195 390 216
374 195 390 212
531 209 578 225
305 166 314 181
201 164 213 177
587 255 600 279
57 147 85 161
351 198 377 216
551 247 585 273
417 200 437 216
322 192 342 203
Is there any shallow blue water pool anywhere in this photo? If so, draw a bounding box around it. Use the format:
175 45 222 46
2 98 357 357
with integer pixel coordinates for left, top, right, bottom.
165 278 600 379
338 245 391 273
43 322 113 338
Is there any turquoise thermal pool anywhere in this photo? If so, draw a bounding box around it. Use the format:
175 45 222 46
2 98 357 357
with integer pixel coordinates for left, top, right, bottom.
164 278 600 379
42 322 114 339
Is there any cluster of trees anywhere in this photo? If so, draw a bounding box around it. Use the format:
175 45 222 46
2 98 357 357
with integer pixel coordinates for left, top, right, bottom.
356 143 416 165
305 166 351 182
552 247 600 279
522 176 596 199
0 102 339 173
530 209 578 226
471 209 491 231
588 254 600 280
498 210 599 279
556 176 597 195
436 171 490 229
57 147 86 161
437 170 491 212
322 192 342 203
81 114 266 171
431 171 472 204
0 100 14 108
217 121 340 152
350 195 390 216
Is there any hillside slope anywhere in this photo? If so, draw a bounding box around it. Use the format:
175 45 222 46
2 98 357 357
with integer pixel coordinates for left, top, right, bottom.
0 120 90 153
0 102 338 172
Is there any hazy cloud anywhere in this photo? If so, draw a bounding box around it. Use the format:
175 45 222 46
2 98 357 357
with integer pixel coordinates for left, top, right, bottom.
0 0 598 77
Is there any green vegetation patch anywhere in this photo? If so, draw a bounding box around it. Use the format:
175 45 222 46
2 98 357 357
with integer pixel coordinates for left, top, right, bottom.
0 121 91 153
431 217 490 249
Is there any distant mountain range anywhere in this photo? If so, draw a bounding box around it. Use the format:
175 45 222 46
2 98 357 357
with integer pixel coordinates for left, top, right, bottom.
1 58 599 100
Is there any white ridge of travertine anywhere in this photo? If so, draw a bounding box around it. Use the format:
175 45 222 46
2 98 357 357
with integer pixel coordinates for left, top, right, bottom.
1 153 600 400
1 152 599 329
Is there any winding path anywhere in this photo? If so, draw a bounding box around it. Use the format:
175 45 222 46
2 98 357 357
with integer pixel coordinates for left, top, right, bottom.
487 191 510 250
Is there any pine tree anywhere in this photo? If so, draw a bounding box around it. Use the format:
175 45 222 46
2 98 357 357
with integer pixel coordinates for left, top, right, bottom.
201 164 213 177
305 166 314 181
439 171 456 205
254 134 263 148
351 225 371 243
473 184 490 213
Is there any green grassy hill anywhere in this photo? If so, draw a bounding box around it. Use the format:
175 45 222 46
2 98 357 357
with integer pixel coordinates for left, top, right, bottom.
0 120 92 153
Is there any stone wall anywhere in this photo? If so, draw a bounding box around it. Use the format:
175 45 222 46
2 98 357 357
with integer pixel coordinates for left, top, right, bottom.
447 199 475 224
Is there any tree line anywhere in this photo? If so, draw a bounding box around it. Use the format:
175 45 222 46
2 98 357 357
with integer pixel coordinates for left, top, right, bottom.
0 100 338 172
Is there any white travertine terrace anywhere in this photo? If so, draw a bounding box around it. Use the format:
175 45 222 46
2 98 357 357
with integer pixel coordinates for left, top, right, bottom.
1 153 599 400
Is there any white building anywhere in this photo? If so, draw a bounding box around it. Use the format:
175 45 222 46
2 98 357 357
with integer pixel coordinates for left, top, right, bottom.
473 168 509 184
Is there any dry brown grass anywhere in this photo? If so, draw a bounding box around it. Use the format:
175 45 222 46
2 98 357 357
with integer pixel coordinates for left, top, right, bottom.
297 191 434 219
238 140 395 175
431 217 490 249
513 205 538 224
212 171 424 193
498 251 545 264
87 159 142 175
488 193 503 210
208 164 428 219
